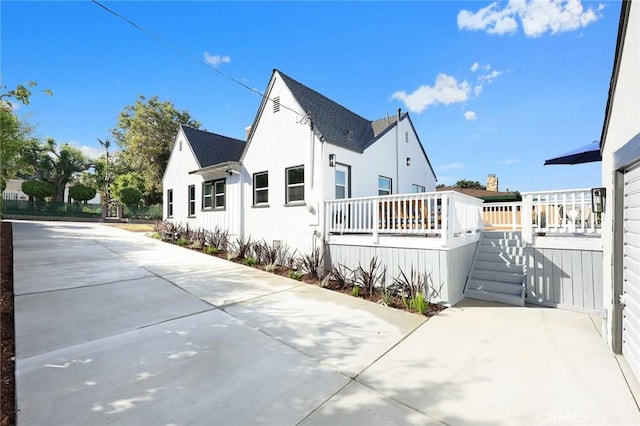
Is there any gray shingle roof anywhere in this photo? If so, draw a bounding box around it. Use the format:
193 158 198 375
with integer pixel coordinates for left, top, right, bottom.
277 71 375 153
181 125 245 168
371 115 399 138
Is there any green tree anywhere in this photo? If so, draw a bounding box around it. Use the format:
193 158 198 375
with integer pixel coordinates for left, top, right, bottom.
112 95 200 204
21 138 92 202
69 184 97 203
21 180 55 201
117 187 143 208
0 81 51 192
454 179 486 190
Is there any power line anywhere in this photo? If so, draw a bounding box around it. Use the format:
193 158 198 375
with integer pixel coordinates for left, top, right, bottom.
90 0 303 117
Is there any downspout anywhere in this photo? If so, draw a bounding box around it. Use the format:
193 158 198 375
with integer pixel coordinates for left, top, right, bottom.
309 122 315 189
395 108 401 194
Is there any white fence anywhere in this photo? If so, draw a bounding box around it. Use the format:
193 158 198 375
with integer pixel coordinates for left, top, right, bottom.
483 201 522 230
325 191 484 246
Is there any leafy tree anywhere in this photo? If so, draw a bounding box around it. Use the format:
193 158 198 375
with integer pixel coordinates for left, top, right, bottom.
112 95 200 204
20 138 92 202
117 187 143 208
0 81 51 192
21 180 55 201
454 179 486 190
69 184 96 203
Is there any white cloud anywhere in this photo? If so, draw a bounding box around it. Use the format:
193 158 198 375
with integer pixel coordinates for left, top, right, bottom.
464 111 478 121
470 62 480 72
203 52 231 67
497 159 521 165
438 161 465 171
392 73 470 114
479 70 503 83
458 0 604 38
66 141 115 161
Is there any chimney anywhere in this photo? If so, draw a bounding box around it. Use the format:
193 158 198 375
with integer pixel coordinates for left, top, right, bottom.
487 174 499 192
245 126 252 140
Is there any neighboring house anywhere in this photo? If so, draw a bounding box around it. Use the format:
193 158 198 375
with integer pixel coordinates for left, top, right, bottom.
437 174 521 203
163 69 437 254
600 0 640 385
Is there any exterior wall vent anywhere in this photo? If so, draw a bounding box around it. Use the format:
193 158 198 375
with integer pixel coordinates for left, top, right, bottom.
273 96 280 113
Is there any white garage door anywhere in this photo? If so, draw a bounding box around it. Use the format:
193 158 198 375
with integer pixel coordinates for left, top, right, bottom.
623 161 640 382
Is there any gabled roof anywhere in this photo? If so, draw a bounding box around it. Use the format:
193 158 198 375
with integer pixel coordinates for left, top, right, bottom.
181 125 245 168
278 70 375 153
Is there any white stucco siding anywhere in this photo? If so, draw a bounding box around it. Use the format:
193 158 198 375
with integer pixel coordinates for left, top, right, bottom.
601 0 640 348
241 76 323 255
162 129 200 223
321 117 436 201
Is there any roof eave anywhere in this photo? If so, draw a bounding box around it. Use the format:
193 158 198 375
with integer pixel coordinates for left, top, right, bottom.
189 161 241 175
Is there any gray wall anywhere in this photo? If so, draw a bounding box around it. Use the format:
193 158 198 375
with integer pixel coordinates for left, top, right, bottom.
526 247 603 313
326 241 478 306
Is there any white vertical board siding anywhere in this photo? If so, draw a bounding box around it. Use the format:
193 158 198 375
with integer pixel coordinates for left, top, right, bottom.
197 172 242 238
623 162 640 382
326 241 477 306
526 247 603 313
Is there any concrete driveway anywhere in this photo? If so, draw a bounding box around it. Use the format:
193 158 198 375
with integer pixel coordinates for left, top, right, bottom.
12 220 640 425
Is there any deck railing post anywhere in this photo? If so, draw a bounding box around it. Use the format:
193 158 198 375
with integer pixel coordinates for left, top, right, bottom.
522 194 533 244
372 198 379 244
441 194 449 247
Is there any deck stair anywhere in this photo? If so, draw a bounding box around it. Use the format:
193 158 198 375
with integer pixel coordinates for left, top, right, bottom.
465 231 526 306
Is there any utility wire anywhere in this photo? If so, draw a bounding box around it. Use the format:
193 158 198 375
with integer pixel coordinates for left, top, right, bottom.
90 0 303 117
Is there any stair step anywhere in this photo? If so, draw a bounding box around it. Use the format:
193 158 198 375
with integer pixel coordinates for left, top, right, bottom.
478 245 526 257
467 279 523 296
476 252 526 265
483 231 522 240
481 239 525 248
474 260 524 274
465 288 525 306
472 269 525 284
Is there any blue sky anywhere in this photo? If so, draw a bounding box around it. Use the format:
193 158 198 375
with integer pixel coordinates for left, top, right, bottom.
1 0 620 192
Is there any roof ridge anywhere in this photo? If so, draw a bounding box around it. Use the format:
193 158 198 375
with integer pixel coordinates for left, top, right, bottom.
182 125 245 144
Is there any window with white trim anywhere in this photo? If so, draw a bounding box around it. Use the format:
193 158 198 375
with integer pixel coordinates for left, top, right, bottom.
378 176 392 196
203 179 225 209
253 171 269 205
286 166 304 203
412 184 425 193
188 185 196 216
167 189 174 217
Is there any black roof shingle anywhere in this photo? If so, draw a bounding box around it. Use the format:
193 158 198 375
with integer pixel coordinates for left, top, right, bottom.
181 125 245 168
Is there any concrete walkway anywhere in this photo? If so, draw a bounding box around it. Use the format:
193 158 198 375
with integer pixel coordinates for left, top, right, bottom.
12 220 640 425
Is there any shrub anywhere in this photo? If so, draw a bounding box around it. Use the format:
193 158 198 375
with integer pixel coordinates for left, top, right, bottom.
329 263 354 290
262 240 281 266
300 247 324 279
204 246 218 255
353 256 386 300
288 270 302 280
176 237 190 246
69 184 96 203
243 257 258 266
393 267 442 314
118 186 143 208
21 180 55 201
351 285 360 297
233 236 252 260
205 226 229 252
251 241 265 264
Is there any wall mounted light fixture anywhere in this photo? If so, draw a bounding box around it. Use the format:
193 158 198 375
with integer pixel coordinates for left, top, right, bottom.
329 154 336 167
406 157 411 166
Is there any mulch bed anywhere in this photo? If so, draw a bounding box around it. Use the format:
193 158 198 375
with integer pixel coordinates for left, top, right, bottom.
1 222 16 426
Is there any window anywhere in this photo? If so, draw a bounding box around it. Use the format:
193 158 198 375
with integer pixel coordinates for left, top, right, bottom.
203 179 225 209
188 185 196 216
335 164 350 199
273 96 280 113
286 166 305 203
167 189 173 217
253 171 269 205
412 184 426 193
378 176 392 196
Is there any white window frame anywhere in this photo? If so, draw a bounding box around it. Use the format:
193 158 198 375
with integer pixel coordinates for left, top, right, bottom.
378 176 392 196
412 184 426 193
188 185 196 216
286 165 305 204
167 189 174 217
253 171 269 205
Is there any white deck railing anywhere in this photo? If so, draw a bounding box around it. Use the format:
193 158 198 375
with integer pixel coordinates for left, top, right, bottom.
481 189 601 239
325 191 484 246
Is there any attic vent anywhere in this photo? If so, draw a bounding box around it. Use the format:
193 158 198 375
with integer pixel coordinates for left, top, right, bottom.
405 131 409 143
273 96 280 113
179 140 183 151
345 129 353 141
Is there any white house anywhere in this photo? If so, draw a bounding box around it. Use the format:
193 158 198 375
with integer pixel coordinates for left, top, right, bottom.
163 69 437 254
600 0 640 386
